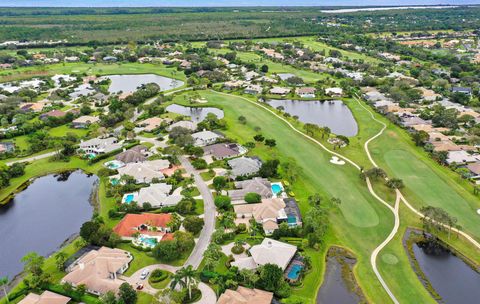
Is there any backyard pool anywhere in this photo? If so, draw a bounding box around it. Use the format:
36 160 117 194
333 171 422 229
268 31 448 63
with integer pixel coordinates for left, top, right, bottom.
287 264 303 280
138 235 158 248
122 193 137 204
271 183 284 196
104 160 125 170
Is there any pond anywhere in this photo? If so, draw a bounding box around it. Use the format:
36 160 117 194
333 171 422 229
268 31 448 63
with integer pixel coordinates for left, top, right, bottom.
317 255 362 304
0 171 97 279
165 104 224 122
412 242 480 303
266 99 358 137
103 74 184 94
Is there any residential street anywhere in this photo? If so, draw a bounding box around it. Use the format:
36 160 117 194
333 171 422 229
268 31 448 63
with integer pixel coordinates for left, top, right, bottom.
180 156 216 269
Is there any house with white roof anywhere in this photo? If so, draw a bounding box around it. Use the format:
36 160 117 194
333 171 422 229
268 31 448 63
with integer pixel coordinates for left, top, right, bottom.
79 137 121 155
167 120 198 132
126 183 182 207
116 159 170 183
228 156 262 177
231 238 297 271
192 130 223 147
446 150 480 165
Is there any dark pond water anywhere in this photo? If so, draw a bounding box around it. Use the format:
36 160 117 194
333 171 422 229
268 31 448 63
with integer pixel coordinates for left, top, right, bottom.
0 171 96 279
412 243 480 303
165 104 224 122
267 99 358 137
317 256 360 304
104 74 184 93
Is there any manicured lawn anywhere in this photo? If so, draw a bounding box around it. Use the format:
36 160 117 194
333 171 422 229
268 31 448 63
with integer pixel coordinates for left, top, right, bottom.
200 171 215 181
137 291 159 304
358 99 480 242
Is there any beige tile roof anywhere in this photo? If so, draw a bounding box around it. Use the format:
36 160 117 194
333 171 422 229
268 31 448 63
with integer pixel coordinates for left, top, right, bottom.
19 291 70 304
217 286 273 304
62 247 132 295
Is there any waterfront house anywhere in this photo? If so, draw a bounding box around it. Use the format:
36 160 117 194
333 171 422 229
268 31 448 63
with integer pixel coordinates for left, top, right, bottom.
113 213 172 239
296 87 316 98
167 120 198 132
79 137 121 155
127 183 182 208
62 247 133 296
19 291 71 304
269 87 291 96
325 87 343 97
192 130 223 147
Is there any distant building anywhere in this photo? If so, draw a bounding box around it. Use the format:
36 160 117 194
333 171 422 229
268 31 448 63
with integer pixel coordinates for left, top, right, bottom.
72 115 100 128
192 130 223 147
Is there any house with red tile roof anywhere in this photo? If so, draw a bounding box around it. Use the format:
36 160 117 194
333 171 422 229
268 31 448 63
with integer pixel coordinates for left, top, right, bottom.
113 213 173 240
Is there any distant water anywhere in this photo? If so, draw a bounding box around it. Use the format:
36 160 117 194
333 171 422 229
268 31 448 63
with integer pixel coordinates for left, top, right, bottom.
0 171 96 279
166 104 224 122
104 74 183 94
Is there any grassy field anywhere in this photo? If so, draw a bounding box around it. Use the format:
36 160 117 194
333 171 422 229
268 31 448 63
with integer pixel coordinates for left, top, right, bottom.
168 90 435 303
0 62 186 83
359 101 480 242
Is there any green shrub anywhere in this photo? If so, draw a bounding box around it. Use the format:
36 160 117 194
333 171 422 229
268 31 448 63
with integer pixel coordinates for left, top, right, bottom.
244 192 261 204
149 269 169 283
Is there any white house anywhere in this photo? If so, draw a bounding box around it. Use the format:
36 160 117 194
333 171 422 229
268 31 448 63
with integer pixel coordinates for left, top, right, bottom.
192 130 223 147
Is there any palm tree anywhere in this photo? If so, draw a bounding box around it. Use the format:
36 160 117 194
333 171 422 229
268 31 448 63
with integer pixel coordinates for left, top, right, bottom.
171 266 198 300
0 276 9 303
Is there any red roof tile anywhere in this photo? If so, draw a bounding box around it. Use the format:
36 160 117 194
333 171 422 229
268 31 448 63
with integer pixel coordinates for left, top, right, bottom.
113 213 172 237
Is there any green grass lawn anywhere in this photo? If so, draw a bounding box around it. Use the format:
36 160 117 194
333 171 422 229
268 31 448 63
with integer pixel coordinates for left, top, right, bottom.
0 62 186 84
200 171 215 181
357 100 480 242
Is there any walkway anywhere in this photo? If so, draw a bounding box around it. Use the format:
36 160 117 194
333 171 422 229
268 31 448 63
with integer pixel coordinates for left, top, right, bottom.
6 151 57 165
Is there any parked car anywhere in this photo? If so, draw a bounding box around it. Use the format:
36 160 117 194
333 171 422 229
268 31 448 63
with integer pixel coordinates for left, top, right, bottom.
140 269 150 280
136 283 144 290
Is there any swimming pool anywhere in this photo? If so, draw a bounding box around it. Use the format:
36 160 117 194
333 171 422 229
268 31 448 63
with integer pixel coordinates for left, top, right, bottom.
110 178 120 186
271 183 283 196
104 160 125 170
138 235 158 248
287 264 303 280
124 194 135 204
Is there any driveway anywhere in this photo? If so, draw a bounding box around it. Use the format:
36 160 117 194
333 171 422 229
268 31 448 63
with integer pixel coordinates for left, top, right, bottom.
180 156 216 269
123 264 180 295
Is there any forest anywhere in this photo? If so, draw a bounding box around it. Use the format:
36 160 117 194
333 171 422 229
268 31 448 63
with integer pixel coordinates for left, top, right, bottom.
0 6 479 44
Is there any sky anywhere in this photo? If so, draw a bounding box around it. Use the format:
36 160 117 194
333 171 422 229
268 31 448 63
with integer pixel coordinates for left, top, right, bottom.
1 0 479 7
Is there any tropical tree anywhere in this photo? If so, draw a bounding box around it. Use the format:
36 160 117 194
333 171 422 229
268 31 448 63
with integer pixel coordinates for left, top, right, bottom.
54 252 67 271
171 266 198 300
